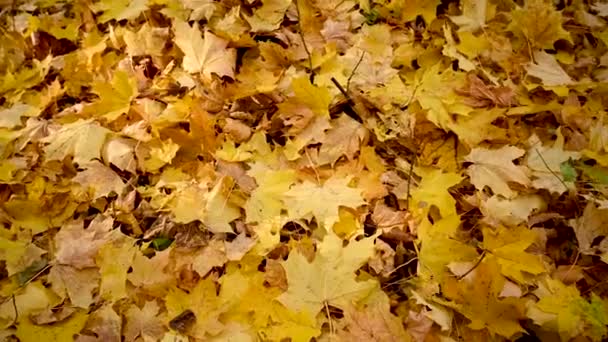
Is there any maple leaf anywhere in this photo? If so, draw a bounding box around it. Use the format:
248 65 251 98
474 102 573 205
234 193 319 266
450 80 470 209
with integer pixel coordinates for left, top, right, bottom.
441 259 526 338
48 265 99 308
507 0 571 50
393 0 440 24
414 63 472 129
318 115 367 166
278 233 377 319
15 311 89 342
417 216 479 282
128 248 173 291
339 302 410 341
449 0 489 32
165 278 226 338
73 161 126 199
411 167 463 218
84 70 138 121
41 119 110 165
0 103 39 128
77 305 122 341
0 237 46 276
0 281 60 326
526 51 574 87
102 137 136 173
481 194 545 227
173 20 237 78
122 23 168 57
465 146 531 198
482 226 546 283
54 217 113 269
96 238 137 302
244 164 296 223
124 301 166 342
283 176 365 229
203 178 241 233
569 202 608 263
245 0 291 32
526 132 581 194
529 277 608 340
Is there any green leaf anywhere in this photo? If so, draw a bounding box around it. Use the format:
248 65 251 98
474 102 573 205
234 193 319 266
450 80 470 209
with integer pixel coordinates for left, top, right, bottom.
579 165 608 185
151 237 173 251
560 159 578 182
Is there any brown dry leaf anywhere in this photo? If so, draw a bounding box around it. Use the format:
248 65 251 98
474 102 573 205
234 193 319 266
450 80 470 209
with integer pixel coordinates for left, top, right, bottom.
223 118 252 143
76 306 121 342
465 146 531 198
124 301 166 342
54 217 114 269
48 265 100 308
369 239 396 277
569 203 608 263
72 161 126 199
456 74 516 107
338 303 410 342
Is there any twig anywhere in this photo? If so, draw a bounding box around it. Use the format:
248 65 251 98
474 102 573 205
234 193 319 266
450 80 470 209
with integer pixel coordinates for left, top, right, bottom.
11 294 18 325
294 0 314 82
405 155 415 211
330 77 362 123
534 148 569 193
456 250 486 280
0 263 52 306
346 51 365 91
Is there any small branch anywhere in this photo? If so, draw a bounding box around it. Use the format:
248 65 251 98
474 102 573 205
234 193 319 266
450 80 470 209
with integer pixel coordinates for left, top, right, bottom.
405 155 416 211
456 250 486 280
346 51 365 91
330 77 362 123
534 148 569 193
294 0 314 82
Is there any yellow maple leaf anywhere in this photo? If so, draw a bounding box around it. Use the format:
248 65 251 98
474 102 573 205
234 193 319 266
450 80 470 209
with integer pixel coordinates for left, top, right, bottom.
173 20 237 78
507 0 571 50
128 248 174 292
165 278 226 338
219 268 320 342
244 164 296 223
0 281 61 326
122 23 168 57
465 146 531 198
290 76 332 118
417 216 479 282
15 310 89 342
441 259 526 338
278 233 377 319
245 0 291 32
482 225 546 283
411 167 463 219
0 237 46 276
530 277 608 340
84 70 139 121
41 119 110 165
414 63 472 129
93 0 148 23
96 238 137 302
283 176 365 229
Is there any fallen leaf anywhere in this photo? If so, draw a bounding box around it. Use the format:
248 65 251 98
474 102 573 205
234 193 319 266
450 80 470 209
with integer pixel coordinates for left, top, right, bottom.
173 20 237 78
465 146 531 198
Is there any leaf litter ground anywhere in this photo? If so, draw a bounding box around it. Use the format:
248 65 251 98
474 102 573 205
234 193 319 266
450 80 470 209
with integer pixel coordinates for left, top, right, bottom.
1 0 608 341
